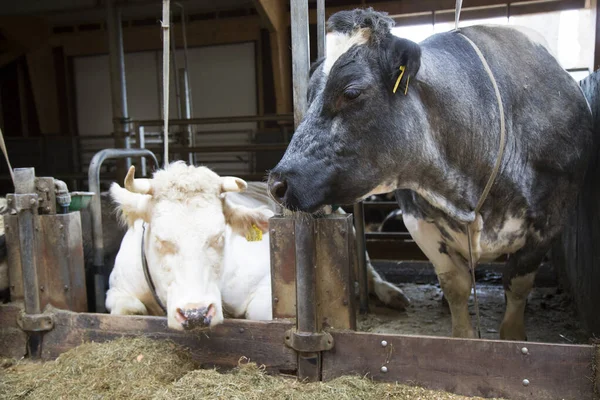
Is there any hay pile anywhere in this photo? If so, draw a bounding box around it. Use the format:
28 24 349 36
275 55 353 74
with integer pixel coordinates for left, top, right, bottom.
0 337 501 400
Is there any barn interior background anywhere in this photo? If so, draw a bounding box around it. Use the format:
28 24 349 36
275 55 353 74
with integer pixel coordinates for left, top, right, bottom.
0 0 599 399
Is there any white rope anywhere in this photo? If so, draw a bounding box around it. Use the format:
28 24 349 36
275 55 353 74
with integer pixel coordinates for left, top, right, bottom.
161 0 170 168
455 0 463 30
0 127 15 187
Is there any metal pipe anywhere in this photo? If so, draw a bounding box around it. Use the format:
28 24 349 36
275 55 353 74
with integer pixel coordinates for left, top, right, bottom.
136 113 293 126
178 68 194 165
291 0 320 382
88 148 158 313
170 13 182 120
151 143 289 154
162 0 171 167
174 2 193 117
137 126 147 176
317 0 326 59
106 0 130 183
353 201 369 314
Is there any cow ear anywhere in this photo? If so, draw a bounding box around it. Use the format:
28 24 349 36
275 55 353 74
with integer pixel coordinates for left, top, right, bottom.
109 183 152 226
221 176 248 193
223 198 274 236
385 36 421 94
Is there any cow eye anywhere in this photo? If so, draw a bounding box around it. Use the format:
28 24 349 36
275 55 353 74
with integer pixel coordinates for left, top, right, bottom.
343 88 361 100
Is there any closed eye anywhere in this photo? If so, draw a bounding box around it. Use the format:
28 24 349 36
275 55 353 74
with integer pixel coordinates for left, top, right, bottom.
343 88 362 100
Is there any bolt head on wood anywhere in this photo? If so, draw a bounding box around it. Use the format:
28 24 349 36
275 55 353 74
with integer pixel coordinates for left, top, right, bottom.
30 198 36 205
380 366 388 373
381 340 388 347
521 347 529 355
522 379 530 386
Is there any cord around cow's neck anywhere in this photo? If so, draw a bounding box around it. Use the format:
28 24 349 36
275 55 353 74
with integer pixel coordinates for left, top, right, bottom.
141 222 168 315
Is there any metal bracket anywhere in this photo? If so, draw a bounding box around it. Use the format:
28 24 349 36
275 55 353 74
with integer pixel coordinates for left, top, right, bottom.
17 312 54 332
284 328 334 352
6 194 39 214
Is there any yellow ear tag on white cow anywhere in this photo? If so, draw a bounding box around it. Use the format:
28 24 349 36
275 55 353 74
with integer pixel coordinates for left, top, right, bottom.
246 224 263 242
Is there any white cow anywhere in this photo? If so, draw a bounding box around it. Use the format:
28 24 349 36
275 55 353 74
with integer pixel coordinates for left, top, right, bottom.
107 162 408 331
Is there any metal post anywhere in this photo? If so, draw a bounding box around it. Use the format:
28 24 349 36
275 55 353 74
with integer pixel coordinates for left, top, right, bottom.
290 0 321 382
137 125 147 176
170 15 182 120
354 201 369 313
88 149 158 313
178 68 194 165
317 0 326 59
10 168 42 357
106 0 130 183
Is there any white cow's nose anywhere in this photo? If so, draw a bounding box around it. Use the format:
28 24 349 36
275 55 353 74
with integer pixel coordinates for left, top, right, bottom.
174 303 216 330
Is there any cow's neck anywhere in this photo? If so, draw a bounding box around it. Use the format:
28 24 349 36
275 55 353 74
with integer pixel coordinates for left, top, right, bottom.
392 52 502 224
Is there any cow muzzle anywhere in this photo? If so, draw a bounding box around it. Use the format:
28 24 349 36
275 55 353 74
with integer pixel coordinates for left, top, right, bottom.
175 303 216 330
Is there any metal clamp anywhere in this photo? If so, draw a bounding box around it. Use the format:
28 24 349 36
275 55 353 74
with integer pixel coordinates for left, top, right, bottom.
284 328 334 352
17 312 54 332
6 194 39 214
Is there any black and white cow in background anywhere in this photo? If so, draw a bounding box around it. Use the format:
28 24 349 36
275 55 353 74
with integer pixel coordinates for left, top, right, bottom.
268 9 593 340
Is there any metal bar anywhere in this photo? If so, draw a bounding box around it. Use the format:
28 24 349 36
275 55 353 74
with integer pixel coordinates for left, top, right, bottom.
162 0 171 167
295 216 320 381
149 143 289 153
136 113 294 126
12 168 42 357
106 0 130 183
174 2 194 119
291 0 310 128
317 0 326 59
291 0 320 382
137 126 147 176
178 68 194 165
170 15 182 120
88 149 158 313
353 201 369 314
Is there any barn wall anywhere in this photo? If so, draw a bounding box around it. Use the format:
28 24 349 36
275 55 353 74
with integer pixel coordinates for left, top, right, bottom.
552 70 600 336
73 42 257 176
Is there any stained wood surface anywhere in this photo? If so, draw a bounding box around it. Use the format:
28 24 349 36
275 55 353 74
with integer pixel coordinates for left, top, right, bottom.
0 303 27 359
270 217 297 319
41 307 297 373
323 330 595 400
315 215 356 331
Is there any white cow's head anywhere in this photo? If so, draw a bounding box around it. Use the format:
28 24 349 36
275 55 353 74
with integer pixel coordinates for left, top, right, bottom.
110 162 273 331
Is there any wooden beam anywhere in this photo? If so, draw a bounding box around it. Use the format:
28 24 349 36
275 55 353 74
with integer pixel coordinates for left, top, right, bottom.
52 16 262 57
323 330 596 400
254 0 292 114
0 304 27 359
4 305 297 374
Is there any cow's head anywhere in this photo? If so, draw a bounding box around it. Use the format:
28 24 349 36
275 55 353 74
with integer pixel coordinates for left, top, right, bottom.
110 162 273 331
268 8 421 212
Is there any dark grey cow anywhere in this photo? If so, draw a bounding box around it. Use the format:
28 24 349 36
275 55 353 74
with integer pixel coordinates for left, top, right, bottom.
268 9 593 340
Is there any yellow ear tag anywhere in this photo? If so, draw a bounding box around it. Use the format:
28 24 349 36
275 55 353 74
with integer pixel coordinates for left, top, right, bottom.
245 224 263 242
392 65 406 94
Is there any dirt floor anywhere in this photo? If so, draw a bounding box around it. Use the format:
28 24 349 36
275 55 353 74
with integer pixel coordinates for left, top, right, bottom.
0 337 503 400
359 280 590 344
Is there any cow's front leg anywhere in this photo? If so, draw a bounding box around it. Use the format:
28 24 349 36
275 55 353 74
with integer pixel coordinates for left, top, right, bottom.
500 244 546 341
403 214 474 338
106 288 149 315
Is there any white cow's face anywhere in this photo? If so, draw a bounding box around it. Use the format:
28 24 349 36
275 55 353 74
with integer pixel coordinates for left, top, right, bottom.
110 162 272 331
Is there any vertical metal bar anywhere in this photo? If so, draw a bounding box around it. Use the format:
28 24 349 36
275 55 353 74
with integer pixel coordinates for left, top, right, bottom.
290 0 310 128
162 0 171 167
317 0 326 59
291 0 320 382
170 15 182 120
13 168 42 357
137 126 147 176
178 68 193 165
353 201 369 313
106 0 130 183
295 216 320 381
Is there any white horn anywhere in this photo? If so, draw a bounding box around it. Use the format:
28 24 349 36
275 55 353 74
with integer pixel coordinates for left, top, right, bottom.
124 166 153 194
221 176 248 193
